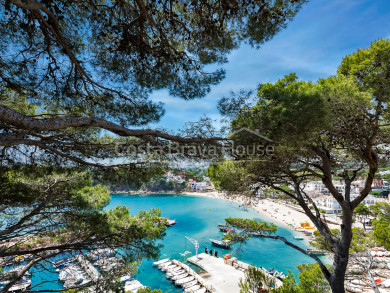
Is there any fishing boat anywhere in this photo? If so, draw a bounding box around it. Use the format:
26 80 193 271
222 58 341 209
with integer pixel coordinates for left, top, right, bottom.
210 239 231 249
293 236 304 240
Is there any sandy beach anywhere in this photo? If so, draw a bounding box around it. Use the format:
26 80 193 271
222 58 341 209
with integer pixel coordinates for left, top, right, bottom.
183 191 341 231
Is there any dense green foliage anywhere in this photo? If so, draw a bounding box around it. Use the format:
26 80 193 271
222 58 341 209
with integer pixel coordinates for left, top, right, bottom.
293 263 330 293
272 264 330 292
222 218 277 243
239 267 275 293
371 202 390 249
355 204 371 217
142 176 186 193
239 263 330 293
310 228 374 253
135 287 162 293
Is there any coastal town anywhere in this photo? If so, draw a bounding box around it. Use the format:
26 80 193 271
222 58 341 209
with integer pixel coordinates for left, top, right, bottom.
1 1 390 293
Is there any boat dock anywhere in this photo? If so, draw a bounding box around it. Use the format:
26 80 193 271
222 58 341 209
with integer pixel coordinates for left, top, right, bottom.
154 258 209 292
187 253 283 293
76 255 100 282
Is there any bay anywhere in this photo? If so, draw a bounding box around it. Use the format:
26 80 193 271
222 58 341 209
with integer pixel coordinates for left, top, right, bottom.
106 194 316 292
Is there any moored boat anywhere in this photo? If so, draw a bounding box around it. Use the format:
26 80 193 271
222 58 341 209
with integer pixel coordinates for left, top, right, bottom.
217 224 231 232
210 239 231 249
152 258 170 267
175 276 194 286
166 269 185 279
158 261 172 270
184 284 201 292
182 279 197 289
162 264 176 272
171 273 188 281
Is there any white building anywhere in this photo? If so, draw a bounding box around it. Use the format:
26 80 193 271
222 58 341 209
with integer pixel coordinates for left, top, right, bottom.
314 194 387 214
314 196 342 214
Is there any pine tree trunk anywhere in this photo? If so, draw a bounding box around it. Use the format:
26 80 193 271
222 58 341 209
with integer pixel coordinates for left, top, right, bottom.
329 246 349 293
328 208 353 293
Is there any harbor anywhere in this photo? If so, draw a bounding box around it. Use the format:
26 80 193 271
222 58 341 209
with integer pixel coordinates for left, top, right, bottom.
1 195 318 292
106 194 317 293
187 253 283 293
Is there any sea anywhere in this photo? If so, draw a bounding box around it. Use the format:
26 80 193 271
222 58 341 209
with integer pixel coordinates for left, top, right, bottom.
28 194 318 292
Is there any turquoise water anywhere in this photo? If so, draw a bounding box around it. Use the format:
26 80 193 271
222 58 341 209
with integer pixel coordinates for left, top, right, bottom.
106 194 316 292
27 194 317 292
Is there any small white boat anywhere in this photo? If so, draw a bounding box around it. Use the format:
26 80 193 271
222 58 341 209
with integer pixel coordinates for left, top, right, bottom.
175 276 194 286
193 288 206 293
171 273 188 281
184 284 201 292
153 258 170 266
158 261 172 270
162 264 176 272
166 219 177 226
167 266 182 273
124 280 146 292
182 280 198 289
209 239 231 249
294 236 304 240
166 269 185 279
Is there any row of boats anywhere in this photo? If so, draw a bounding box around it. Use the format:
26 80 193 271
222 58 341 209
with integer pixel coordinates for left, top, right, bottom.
0 277 31 292
0 265 32 292
53 248 146 292
153 258 208 293
54 255 96 289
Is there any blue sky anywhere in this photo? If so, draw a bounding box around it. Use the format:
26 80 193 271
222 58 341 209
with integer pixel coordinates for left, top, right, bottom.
149 0 390 131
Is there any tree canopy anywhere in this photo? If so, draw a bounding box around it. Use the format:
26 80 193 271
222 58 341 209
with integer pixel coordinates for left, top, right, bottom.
0 0 307 169
208 39 390 293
